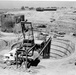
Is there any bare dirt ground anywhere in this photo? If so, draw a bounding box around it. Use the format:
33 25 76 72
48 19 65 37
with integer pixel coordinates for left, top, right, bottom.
0 35 76 75
0 8 76 75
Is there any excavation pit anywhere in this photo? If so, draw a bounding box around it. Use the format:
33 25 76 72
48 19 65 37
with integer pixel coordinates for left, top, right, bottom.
0 37 75 62
50 38 75 59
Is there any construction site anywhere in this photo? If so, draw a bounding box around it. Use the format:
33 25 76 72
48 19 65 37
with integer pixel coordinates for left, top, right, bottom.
0 1 76 75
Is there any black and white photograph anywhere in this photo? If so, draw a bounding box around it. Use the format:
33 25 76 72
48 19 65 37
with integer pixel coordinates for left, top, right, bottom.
0 0 76 75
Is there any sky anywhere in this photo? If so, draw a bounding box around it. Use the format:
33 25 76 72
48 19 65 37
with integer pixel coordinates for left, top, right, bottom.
0 0 76 9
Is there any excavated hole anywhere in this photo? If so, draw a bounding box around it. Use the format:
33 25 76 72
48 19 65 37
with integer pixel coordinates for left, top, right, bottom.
50 38 75 59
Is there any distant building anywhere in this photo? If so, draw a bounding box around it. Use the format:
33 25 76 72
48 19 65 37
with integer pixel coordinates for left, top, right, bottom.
36 7 57 11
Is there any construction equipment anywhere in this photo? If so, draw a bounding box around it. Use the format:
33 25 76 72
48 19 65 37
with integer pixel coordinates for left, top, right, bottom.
3 14 51 70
